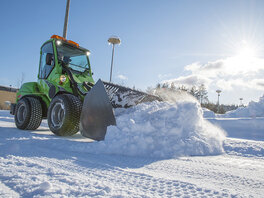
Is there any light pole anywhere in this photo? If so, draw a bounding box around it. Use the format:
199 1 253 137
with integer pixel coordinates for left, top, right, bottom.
108 36 121 82
63 0 71 39
216 89 221 113
239 98 243 106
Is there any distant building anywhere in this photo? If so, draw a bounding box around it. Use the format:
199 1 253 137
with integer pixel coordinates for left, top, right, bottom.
0 85 18 110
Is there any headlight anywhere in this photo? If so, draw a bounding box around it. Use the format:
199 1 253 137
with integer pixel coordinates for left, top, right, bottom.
86 51 91 56
56 40 62 46
60 75 67 83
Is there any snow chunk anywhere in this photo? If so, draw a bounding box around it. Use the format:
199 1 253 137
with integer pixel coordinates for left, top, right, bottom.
86 101 226 158
38 182 52 191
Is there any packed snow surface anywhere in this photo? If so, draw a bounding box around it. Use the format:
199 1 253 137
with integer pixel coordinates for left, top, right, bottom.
208 117 264 141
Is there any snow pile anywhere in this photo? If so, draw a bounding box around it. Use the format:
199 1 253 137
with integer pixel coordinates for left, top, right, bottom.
221 95 264 118
202 108 216 118
75 100 226 158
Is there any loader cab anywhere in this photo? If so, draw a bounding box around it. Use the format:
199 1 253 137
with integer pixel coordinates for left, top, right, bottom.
38 35 92 80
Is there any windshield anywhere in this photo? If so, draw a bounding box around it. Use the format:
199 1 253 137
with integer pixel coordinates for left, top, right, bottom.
56 42 89 73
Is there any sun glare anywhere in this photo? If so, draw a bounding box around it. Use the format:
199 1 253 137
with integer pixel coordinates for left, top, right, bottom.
235 40 258 60
228 41 261 72
237 46 256 58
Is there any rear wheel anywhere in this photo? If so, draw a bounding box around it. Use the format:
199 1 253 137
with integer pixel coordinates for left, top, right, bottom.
48 94 82 136
15 97 42 130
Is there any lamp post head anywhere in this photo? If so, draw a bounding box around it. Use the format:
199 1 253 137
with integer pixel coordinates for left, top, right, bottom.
216 89 221 94
108 36 121 45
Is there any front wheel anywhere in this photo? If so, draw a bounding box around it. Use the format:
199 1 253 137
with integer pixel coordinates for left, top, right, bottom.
48 94 82 136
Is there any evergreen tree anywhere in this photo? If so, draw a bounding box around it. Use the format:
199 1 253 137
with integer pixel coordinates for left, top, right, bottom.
156 83 161 89
170 82 176 91
189 86 199 99
198 84 208 104
162 83 169 89
178 85 188 92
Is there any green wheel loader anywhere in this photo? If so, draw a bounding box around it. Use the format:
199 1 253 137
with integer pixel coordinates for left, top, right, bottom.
10 35 160 141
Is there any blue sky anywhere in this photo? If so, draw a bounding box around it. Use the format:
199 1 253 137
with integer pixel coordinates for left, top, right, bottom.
1 0 264 105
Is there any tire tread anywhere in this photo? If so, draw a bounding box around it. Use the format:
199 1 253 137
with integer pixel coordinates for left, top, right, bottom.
26 97 43 130
48 94 82 136
15 97 42 130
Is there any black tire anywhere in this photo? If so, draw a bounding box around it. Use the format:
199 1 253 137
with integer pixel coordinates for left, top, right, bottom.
15 97 42 130
48 94 82 136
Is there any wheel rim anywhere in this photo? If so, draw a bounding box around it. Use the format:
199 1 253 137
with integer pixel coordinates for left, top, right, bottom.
17 104 27 124
51 102 65 128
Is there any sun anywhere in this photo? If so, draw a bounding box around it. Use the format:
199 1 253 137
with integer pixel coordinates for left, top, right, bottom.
236 46 256 58
227 40 261 72
235 40 258 59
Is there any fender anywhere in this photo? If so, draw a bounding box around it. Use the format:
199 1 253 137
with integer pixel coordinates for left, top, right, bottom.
17 82 50 118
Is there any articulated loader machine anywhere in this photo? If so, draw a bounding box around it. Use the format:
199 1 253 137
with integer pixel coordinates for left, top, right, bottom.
10 35 160 141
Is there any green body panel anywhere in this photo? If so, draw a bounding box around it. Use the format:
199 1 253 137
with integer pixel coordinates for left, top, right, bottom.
16 38 95 114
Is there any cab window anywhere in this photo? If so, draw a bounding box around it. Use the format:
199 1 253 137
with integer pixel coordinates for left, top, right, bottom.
39 42 54 79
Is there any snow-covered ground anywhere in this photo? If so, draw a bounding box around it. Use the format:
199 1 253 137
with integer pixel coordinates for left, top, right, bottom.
208 117 264 141
221 95 264 118
1 100 264 197
203 94 264 141
203 95 264 119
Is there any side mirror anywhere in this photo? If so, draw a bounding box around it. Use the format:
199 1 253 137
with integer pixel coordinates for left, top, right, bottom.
46 53 54 65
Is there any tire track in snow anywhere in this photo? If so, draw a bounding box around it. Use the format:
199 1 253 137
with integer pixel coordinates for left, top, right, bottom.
128 155 264 197
0 154 231 197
